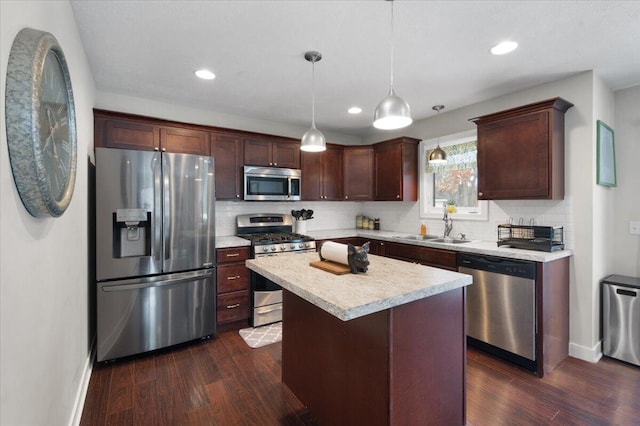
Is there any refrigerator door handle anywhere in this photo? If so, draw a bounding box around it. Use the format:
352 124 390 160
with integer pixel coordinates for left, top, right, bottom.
101 269 213 292
152 152 163 264
163 153 171 261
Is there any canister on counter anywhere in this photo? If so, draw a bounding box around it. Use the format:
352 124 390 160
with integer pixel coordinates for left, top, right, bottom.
368 219 374 230
362 216 369 229
374 218 380 230
356 215 363 229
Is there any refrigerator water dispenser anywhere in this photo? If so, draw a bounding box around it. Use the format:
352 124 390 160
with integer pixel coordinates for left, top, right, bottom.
114 208 151 258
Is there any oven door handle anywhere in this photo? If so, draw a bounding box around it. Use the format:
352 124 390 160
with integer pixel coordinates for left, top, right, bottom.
255 305 283 315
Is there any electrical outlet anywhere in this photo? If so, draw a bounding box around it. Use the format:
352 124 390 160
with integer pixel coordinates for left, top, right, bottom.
630 221 640 235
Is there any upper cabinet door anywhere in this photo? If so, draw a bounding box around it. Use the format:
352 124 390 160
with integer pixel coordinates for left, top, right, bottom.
343 146 373 201
211 133 243 200
244 138 272 166
273 141 301 169
471 97 573 200
321 145 343 200
374 137 419 201
98 117 160 151
301 144 343 200
160 127 209 156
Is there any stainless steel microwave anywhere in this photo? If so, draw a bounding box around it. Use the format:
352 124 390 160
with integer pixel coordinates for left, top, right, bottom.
244 166 301 201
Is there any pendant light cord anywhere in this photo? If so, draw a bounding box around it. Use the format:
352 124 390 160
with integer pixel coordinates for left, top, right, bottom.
311 58 316 128
389 0 395 89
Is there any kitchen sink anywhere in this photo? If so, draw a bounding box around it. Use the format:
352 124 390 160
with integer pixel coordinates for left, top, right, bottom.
393 235 441 241
429 238 471 244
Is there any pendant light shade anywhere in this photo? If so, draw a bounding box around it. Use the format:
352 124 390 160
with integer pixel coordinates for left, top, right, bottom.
374 0 412 130
428 105 447 165
301 51 326 153
373 87 412 130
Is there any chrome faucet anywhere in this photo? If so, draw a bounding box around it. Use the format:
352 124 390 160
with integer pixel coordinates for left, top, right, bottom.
443 205 453 238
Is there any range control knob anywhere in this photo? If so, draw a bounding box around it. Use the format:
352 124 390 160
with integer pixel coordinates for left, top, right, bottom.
270 246 276 252
280 245 286 251
262 246 269 252
290 244 296 249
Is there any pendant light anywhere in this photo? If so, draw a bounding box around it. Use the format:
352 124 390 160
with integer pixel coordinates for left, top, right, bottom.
300 51 326 152
428 105 447 164
373 0 412 130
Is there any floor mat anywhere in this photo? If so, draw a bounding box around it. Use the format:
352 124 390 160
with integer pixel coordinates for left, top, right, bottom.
239 322 282 348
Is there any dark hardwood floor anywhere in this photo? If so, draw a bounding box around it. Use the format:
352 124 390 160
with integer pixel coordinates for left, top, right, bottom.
81 328 640 425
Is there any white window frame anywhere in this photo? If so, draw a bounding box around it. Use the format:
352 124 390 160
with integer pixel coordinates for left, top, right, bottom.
419 129 488 221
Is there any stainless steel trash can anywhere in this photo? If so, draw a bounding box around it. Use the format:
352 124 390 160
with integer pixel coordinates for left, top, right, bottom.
602 274 640 366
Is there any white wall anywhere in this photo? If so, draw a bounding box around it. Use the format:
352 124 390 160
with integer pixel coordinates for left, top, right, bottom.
613 85 640 276
0 2 95 425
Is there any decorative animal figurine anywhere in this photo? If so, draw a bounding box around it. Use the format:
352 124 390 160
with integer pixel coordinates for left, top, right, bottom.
347 242 370 274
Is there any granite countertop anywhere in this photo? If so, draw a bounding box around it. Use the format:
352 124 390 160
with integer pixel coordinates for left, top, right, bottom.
306 229 572 263
246 252 472 321
216 235 251 249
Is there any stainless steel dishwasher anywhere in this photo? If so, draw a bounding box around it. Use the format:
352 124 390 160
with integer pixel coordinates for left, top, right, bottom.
459 253 537 371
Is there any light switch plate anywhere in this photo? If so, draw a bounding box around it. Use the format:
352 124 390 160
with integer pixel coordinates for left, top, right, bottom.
630 221 640 235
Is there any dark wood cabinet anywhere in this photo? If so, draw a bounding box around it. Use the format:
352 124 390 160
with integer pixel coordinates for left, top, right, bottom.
384 242 457 270
244 137 300 169
470 97 573 200
343 146 374 201
211 133 243 200
94 110 209 155
216 246 251 325
301 144 343 200
373 137 419 201
159 127 209 155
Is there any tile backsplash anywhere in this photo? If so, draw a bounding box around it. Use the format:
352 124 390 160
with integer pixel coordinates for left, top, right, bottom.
216 196 573 249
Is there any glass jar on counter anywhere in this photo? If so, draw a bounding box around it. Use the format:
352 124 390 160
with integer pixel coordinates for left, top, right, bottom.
362 216 369 229
374 218 380 230
356 215 363 229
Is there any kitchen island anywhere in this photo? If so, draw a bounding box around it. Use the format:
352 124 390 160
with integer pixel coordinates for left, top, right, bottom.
246 252 473 425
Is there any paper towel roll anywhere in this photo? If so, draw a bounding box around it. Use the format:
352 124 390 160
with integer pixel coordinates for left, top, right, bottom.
320 241 349 266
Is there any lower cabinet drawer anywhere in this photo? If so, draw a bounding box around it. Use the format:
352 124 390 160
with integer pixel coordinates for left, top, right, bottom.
217 264 250 293
217 290 250 324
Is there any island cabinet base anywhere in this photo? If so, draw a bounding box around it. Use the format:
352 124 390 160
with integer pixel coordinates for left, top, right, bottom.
282 289 466 426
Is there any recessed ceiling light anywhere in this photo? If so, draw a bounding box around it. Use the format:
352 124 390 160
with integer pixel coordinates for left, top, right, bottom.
195 69 215 80
348 107 362 114
490 41 518 55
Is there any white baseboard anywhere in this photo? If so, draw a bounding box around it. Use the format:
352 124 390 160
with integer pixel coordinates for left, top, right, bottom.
569 340 603 363
69 339 95 426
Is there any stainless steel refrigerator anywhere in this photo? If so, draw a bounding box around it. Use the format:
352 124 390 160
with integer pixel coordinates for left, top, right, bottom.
95 147 216 362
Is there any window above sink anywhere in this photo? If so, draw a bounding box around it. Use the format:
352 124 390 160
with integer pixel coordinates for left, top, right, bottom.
419 130 488 221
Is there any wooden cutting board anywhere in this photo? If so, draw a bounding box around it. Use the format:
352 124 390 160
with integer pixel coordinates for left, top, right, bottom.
310 260 351 275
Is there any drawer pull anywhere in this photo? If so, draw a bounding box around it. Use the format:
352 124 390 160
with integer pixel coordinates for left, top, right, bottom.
225 253 240 257
226 303 241 309
226 275 241 280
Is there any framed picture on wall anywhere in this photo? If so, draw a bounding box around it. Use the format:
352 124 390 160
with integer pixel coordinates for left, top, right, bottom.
596 120 616 187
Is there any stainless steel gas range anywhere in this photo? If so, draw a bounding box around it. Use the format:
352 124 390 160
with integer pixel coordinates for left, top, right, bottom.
237 213 316 326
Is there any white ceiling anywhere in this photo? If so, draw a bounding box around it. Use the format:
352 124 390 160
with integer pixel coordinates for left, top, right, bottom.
71 1 640 137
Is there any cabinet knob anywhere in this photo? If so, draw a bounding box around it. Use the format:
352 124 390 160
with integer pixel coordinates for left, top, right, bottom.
162 147 166 152
273 162 277 166
478 191 483 197
396 194 400 199
154 147 160 151
236 194 240 198
380 242 385 246
226 275 241 281
345 195 349 199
